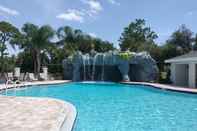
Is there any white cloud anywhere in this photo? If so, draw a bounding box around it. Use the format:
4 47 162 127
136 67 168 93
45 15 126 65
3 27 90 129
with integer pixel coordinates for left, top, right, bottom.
56 9 84 23
57 0 104 23
89 32 97 38
88 0 102 13
186 11 194 16
0 5 19 16
184 11 197 19
81 0 103 14
107 0 120 6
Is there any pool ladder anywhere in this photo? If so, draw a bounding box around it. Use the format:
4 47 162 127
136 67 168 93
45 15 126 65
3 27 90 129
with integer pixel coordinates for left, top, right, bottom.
5 80 27 96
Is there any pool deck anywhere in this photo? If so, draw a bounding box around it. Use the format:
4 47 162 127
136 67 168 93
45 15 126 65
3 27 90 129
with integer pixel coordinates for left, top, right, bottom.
0 80 76 131
2 80 197 94
0 80 71 90
121 81 197 94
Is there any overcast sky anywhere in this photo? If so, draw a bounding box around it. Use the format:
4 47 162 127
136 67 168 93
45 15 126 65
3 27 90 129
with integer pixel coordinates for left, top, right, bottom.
0 0 197 54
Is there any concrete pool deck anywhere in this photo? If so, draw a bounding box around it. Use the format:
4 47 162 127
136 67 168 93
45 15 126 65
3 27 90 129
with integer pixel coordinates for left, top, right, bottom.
0 97 76 131
0 80 71 90
122 82 197 94
0 80 76 131
1 80 197 94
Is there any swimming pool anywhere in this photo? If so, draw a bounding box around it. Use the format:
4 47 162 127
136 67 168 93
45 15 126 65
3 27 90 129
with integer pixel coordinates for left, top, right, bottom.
2 82 197 131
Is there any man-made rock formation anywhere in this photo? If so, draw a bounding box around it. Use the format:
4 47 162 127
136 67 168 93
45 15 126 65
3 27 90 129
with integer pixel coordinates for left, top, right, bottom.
63 51 159 82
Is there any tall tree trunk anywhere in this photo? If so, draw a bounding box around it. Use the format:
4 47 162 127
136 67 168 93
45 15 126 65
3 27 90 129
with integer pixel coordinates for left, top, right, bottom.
35 49 41 80
32 50 37 75
34 49 41 79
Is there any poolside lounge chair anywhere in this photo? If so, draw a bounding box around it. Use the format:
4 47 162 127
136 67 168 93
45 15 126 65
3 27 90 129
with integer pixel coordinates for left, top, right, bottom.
19 73 25 81
23 72 30 81
7 72 14 81
28 73 38 81
0 74 7 84
0 73 7 84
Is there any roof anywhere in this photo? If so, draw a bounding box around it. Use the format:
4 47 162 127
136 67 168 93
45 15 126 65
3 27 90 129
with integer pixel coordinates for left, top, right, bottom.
165 51 197 63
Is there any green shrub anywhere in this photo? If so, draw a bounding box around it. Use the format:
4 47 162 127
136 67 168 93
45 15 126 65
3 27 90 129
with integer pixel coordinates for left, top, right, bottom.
118 52 134 60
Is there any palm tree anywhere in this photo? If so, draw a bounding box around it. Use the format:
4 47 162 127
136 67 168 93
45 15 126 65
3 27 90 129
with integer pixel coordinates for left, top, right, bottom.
57 26 114 54
12 23 54 78
0 21 19 75
57 26 79 52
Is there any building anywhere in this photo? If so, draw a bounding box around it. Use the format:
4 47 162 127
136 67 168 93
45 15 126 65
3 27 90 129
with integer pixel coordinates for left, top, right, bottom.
165 51 197 88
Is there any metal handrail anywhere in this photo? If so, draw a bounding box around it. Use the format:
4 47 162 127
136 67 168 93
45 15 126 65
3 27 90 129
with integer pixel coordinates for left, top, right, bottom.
5 79 14 95
5 79 28 96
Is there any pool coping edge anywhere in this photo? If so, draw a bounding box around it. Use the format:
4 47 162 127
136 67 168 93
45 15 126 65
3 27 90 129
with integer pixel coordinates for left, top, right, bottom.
121 82 197 94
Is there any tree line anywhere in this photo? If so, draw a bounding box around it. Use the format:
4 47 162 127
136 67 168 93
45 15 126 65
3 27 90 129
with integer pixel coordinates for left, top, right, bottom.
0 19 196 78
120 19 197 70
0 21 114 78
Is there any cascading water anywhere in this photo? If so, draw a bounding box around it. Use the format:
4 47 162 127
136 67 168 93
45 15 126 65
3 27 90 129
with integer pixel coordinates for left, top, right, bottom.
101 54 105 81
87 55 91 80
92 54 99 81
82 55 86 81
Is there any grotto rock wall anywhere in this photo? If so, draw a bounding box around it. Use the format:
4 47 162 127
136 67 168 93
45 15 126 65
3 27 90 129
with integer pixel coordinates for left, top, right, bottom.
63 51 159 82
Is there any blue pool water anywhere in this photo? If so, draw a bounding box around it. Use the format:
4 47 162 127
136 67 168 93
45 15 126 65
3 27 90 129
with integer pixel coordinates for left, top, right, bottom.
2 82 197 131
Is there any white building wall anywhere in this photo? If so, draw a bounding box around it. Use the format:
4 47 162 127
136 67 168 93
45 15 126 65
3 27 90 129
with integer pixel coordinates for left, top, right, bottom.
189 63 196 88
170 64 176 83
174 64 189 86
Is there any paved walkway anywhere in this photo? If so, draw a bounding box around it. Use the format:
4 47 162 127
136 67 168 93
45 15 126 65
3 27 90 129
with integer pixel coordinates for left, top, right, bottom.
0 96 76 131
0 80 76 131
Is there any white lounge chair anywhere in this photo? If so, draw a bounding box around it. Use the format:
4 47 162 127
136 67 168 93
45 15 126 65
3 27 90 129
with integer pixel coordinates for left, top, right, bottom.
19 73 25 81
28 73 38 81
7 72 14 81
